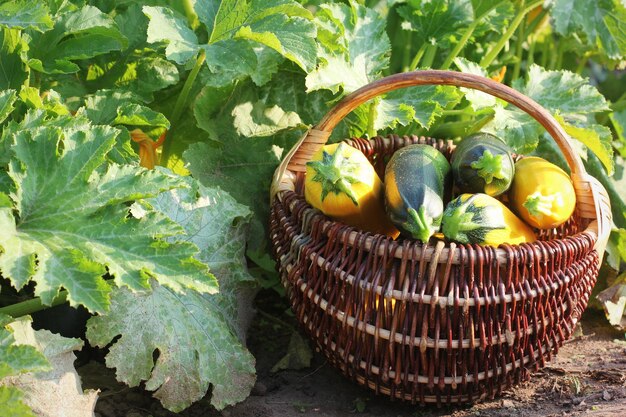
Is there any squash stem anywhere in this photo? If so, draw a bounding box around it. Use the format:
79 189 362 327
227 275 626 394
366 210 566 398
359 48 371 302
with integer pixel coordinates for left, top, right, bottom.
409 43 427 71
511 15 526 82
0 291 68 318
421 43 438 68
441 21 479 70
160 48 206 165
403 207 435 243
440 2 503 70
480 0 544 68
367 98 379 138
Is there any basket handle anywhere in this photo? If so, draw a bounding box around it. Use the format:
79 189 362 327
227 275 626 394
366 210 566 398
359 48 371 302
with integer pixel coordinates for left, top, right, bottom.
271 70 611 253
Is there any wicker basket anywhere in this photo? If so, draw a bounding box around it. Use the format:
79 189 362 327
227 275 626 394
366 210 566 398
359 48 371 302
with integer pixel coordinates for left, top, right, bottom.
269 70 612 405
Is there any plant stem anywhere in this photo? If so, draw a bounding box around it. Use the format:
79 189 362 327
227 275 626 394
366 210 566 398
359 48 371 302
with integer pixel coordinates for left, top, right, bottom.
0 291 68 318
479 0 543 68
402 31 414 72
160 48 206 165
575 53 590 74
540 39 549 67
441 20 479 70
421 43 437 68
511 15 527 82
526 34 536 69
440 2 502 70
182 0 199 29
409 43 427 71
367 98 379 138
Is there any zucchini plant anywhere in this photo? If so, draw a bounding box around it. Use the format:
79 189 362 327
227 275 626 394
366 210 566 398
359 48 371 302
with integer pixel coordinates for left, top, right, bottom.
0 0 625 415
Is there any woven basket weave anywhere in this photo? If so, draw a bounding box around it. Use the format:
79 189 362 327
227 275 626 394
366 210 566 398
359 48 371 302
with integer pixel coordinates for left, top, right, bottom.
269 71 612 405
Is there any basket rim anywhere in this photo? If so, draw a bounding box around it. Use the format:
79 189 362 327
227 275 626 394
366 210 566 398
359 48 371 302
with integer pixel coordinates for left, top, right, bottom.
273 134 600 266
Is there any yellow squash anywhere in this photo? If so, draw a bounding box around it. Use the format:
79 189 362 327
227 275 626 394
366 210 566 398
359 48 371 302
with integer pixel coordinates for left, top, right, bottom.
509 157 576 229
441 193 536 246
305 142 399 238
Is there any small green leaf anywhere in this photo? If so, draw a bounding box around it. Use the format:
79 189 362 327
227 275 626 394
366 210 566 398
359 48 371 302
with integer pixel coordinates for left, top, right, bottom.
556 114 614 175
0 315 50 380
113 103 170 129
0 0 53 32
610 109 626 157
552 0 626 60
232 101 303 137
398 0 472 48
209 0 315 71
0 28 28 90
306 1 389 94
143 6 199 65
0 90 17 124
454 58 496 110
25 5 127 74
0 386 37 417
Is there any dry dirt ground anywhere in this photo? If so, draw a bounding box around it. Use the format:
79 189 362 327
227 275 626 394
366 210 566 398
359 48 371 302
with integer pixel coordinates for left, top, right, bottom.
81 294 626 417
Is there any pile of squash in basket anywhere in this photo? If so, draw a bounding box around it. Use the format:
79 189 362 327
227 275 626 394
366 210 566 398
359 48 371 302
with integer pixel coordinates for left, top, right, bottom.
304 133 576 247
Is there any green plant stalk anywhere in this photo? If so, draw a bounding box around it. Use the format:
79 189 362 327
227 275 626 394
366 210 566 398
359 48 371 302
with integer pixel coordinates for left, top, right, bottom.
367 98 379 138
182 0 199 29
421 43 438 68
575 53 590 74
0 291 68 318
511 17 526 82
479 0 544 68
161 48 206 165
409 43 427 71
526 35 536 69
524 8 548 36
548 39 560 69
440 2 503 70
402 31 414 72
540 39 549 67
440 21 479 70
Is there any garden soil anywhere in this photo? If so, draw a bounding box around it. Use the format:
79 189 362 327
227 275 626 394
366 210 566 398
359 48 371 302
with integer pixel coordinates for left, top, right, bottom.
80 292 626 417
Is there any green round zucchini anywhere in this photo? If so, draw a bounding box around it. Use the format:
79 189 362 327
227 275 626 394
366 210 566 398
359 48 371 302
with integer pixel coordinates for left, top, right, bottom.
451 132 514 196
384 144 450 243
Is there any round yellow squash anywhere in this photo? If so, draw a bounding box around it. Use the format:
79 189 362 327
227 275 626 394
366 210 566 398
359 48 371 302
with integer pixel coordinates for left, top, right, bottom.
305 142 399 238
509 156 576 229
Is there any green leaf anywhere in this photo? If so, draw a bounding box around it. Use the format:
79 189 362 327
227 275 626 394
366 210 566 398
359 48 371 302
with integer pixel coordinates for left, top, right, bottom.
521 65 610 116
25 5 128 74
0 124 216 313
596 272 626 330
454 57 496 110
483 65 610 154
209 0 316 71
270 331 313 373
18 87 69 117
306 1 390 94
87 280 256 412
184 140 280 255
0 386 37 417
375 85 461 130
610 109 626 157
556 114 614 175
147 176 256 336
0 90 17 124
606 229 626 271
397 0 472 48
143 6 199 65
113 103 170 129
202 39 259 87
0 0 53 32
232 101 303 137
80 89 143 125
1 317 98 416
0 315 49 380
0 28 28 90
552 0 626 60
